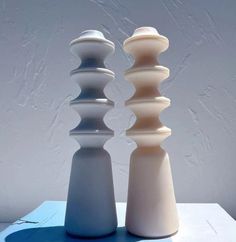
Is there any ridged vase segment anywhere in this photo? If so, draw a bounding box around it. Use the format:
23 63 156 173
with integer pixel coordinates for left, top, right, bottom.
65 30 117 238
124 27 179 238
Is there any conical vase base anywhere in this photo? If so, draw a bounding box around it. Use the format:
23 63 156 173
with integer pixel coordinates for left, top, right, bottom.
125 147 179 238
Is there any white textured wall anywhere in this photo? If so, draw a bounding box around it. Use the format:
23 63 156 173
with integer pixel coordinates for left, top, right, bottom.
0 0 236 222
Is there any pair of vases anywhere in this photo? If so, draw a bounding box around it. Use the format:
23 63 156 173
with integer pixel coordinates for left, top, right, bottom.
64 27 179 239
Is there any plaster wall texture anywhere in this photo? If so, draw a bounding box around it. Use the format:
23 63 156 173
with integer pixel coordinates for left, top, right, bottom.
0 0 236 222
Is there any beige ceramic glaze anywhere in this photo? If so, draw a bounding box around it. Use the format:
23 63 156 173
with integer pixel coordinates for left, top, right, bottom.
124 27 179 238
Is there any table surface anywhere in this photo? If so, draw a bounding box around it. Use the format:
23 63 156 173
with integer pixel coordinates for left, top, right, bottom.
0 202 235 242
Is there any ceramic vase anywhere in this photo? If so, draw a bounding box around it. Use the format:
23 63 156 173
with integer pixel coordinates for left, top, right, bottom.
124 27 179 238
65 30 117 237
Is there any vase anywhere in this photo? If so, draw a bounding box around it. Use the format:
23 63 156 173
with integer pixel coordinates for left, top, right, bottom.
124 27 179 238
65 30 117 237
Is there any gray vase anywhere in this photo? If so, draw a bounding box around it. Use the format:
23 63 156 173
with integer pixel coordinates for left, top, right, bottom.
65 30 117 237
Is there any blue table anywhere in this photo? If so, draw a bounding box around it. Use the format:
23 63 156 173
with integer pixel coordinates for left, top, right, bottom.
0 202 236 242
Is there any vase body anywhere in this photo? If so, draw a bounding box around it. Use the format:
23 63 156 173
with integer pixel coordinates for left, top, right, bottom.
124 27 179 238
65 30 117 237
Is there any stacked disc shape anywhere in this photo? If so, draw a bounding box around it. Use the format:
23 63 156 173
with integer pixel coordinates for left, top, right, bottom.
124 27 179 238
65 30 117 238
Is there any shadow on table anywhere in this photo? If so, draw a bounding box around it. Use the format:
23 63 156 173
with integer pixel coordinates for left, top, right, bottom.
5 226 173 242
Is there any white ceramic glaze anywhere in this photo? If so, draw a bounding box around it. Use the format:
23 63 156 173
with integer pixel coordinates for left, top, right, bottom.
124 27 179 238
65 30 117 237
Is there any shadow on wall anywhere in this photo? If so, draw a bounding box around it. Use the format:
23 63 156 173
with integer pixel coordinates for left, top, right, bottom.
5 226 173 242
